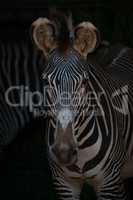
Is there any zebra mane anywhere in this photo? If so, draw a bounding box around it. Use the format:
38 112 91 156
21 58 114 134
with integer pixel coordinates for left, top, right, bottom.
49 10 71 54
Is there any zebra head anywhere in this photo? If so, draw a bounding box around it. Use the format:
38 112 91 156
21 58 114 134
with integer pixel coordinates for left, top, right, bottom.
31 12 100 166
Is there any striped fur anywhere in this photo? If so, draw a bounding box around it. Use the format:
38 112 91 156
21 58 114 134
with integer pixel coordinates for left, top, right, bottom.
0 41 45 146
43 48 133 200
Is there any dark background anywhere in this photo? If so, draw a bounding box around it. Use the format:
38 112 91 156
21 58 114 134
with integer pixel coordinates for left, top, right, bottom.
1 0 133 46
0 0 133 199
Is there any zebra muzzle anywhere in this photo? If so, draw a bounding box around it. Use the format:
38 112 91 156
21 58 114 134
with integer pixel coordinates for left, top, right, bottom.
51 145 78 166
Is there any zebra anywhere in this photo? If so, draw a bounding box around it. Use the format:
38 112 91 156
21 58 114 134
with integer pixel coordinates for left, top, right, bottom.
0 40 45 149
31 12 133 200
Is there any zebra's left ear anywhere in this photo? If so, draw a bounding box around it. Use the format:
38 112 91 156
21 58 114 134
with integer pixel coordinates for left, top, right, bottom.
73 22 100 59
31 18 57 57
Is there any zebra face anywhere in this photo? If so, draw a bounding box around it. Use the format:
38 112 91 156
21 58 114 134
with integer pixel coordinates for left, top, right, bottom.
43 49 91 166
31 13 100 166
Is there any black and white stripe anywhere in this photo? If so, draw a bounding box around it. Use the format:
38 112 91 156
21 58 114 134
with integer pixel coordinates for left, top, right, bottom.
43 48 133 200
0 41 45 147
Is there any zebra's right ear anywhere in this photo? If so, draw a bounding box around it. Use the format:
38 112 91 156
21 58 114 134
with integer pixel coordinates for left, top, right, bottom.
31 18 57 57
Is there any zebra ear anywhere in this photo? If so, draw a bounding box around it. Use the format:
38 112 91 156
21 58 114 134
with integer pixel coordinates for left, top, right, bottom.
73 22 100 59
31 18 57 56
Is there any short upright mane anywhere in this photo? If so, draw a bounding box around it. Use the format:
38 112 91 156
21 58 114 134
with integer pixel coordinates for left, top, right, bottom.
49 11 71 54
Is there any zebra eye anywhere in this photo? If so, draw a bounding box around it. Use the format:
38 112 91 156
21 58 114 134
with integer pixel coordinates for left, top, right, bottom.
56 79 60 86
82 78 88 87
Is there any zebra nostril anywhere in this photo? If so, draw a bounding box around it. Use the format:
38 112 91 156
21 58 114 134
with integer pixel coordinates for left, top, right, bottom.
51 146 58 156
71 148 77 156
